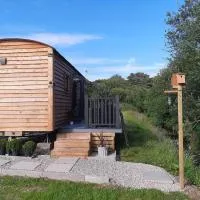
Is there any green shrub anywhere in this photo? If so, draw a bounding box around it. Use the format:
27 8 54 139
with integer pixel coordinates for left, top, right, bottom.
6 139 22 156
22 141 36 157
0 139 7 155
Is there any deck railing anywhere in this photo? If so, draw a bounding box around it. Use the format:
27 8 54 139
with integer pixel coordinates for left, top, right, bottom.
84 95 121 128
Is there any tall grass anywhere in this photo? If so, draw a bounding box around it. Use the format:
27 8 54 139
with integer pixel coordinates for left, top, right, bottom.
121 109 200 186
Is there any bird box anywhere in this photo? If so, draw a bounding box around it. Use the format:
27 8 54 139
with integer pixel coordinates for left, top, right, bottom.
171 73 185 88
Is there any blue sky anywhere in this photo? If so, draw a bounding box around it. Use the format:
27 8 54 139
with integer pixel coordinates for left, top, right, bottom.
0 0 184 80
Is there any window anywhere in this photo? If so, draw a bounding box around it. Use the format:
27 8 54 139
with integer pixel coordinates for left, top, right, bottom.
0 57 7 65
64 74 70 91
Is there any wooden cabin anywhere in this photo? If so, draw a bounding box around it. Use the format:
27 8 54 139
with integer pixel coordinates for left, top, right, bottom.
0 38 86 136
0 38 122 157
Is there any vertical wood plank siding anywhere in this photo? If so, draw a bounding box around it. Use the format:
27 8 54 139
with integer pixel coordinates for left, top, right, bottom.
0 41 49 131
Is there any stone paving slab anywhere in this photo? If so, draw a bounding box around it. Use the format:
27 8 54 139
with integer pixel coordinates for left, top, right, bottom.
10 161 41 171
45 163 74 173
1 169 42 178
54 158 79 164
0 159 10 166
85 175 110 184
42 171 85 182
143 171 174 184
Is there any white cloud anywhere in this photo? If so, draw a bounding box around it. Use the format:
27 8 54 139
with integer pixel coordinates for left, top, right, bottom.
75 57 167 81
101 60 166 74
1 32 103 46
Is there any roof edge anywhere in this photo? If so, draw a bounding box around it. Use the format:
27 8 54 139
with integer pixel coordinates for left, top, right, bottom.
0 38 87 81
0 38 52 48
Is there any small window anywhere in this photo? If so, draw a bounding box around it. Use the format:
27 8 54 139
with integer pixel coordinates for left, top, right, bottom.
64 74 70 91
0 57 7 65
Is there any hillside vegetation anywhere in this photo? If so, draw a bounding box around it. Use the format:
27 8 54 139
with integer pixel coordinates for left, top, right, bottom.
121 108 200 186
88 0 200 182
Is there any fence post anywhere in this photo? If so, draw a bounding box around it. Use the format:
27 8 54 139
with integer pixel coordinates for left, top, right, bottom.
115 95 120 128
84 95 88 127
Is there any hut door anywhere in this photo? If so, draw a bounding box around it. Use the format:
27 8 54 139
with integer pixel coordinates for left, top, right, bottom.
72 81 81 119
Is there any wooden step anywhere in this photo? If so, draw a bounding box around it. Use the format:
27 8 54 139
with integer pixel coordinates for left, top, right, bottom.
52 132 91 158
52 147 89 152
54 140 90 148
51 150 90 157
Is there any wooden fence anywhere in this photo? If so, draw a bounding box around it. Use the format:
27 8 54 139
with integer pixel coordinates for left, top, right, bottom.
84 96 121 128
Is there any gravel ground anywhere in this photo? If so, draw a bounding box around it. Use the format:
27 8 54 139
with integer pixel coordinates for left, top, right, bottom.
71 158 180 192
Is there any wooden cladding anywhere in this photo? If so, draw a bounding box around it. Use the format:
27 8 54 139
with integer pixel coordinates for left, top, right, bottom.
0 40 49 132
85 96 121 128
0 39 85 134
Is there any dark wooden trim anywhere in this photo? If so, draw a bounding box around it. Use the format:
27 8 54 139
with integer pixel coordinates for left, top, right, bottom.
84 94 88 127
115 95 120 128
58 128 122 133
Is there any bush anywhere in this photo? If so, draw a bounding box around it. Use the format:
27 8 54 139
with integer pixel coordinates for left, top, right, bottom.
22 141 36 157
6 139 22 156
0 139 7 155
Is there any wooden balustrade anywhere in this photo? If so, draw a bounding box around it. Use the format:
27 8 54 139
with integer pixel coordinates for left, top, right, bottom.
84 95 121 128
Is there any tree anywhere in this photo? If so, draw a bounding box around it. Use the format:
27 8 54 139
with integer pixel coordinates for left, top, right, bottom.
127 72 152 87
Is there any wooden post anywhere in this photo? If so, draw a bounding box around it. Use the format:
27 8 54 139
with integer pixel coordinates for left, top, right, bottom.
178 85 184 189
164 73 185 190
84 95 88 127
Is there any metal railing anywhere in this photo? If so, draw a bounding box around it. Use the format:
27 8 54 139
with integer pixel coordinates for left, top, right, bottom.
84 95 121 128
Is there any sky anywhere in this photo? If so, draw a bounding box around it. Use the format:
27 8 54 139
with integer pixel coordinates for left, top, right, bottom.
0 0 184 81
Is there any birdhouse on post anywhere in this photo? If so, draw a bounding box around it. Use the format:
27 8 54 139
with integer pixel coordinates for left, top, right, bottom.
165 72 186 190
171 73 185 89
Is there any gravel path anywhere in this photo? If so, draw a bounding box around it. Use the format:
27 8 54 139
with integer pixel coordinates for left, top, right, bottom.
0 155 180 192
71 158 180 192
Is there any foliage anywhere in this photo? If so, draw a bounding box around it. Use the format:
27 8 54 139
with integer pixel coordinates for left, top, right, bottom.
158 0 200 163
22 141 36 157
96 132 106 147
0 139 7 155
6 139 22 156
0 176 188 200
127 72 152 87
87 73 151 111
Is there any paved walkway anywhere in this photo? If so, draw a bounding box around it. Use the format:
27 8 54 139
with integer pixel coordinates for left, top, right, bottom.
0 155 180 192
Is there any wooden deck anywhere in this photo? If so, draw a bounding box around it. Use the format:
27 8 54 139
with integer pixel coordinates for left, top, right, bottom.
51 95 122 157
58 122 122 134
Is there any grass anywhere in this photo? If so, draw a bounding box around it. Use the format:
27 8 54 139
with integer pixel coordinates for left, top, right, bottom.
121 110 179 174
0 176 188 200
121 108 200 186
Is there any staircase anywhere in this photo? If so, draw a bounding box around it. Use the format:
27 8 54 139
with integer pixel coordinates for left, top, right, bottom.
51 132 91 158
